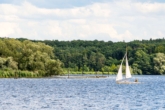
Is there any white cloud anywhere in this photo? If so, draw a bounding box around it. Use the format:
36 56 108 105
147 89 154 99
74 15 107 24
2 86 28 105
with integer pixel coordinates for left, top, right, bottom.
157 31 163 37
0 22 18 37
0 1 165 42
135 2 165 13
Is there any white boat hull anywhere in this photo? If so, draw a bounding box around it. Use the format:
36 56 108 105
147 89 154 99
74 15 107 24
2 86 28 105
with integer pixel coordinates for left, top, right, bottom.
116 81 140 84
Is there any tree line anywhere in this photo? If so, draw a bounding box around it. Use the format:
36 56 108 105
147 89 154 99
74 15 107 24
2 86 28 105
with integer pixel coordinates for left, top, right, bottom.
1 37 165 77
39 38 165 75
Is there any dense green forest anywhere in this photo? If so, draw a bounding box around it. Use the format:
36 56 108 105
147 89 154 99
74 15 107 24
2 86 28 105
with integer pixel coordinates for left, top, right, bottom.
38 38 165 75
1 37 165 78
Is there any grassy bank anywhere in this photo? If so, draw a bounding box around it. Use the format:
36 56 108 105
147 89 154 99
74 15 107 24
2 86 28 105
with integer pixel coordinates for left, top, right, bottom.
63 71 116 75
0 70 44 78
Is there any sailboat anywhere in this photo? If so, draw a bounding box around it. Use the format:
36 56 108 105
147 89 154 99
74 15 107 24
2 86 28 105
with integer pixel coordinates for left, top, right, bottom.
116 51 139 84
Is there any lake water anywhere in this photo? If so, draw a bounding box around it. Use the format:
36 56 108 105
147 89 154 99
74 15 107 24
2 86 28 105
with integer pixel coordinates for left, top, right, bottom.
0 75 165 110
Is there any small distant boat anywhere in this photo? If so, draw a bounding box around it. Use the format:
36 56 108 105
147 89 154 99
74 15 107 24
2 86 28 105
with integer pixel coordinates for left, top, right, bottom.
116 50 140 84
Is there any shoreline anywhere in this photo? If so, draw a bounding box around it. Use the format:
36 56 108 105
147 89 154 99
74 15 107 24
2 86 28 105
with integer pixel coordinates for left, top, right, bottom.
52 75 108 79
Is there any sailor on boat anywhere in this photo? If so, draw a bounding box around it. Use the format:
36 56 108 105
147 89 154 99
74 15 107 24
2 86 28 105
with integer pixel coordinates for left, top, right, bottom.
134 79 138 82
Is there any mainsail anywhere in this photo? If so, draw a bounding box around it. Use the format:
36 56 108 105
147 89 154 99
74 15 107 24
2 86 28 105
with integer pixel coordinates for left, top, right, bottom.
125 54 132 79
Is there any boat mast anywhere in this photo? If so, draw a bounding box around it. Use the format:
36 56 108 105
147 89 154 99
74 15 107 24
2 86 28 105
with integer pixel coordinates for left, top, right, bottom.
125 44 127 79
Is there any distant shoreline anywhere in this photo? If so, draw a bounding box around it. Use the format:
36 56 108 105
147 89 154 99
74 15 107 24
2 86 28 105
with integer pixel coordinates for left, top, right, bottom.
52 74 109 79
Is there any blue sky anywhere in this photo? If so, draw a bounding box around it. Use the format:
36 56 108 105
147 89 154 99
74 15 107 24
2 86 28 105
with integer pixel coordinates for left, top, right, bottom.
0 0 165 42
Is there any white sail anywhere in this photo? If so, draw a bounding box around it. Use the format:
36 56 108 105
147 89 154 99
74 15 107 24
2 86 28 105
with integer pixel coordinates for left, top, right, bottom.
116 54 126 81
116 63 123 81
125 55 132 79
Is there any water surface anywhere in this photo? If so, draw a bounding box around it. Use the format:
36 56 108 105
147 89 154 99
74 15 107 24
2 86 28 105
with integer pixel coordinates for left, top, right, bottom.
0 75 165 110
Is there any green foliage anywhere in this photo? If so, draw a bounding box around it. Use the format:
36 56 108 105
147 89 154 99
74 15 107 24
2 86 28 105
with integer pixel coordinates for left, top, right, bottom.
101 66 110 73
45 59 63 76
41 38 165 75
153 53 165 75
0 38 63 78
2 37 165 76
110 64 117 72
131 50 152 74
0 57 6 68
155 45 165 53
6 57 18 70
0 69 39 78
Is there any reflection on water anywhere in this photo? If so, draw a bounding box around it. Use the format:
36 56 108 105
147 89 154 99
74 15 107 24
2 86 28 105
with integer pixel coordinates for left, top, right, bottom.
0 75 165 110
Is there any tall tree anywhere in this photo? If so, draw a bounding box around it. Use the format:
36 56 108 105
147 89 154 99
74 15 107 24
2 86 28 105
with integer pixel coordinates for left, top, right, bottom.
153 53 165 75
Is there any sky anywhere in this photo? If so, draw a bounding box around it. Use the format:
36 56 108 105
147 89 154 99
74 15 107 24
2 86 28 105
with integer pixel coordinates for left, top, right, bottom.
0 0 165 42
